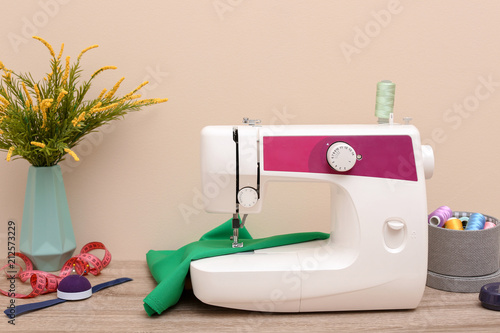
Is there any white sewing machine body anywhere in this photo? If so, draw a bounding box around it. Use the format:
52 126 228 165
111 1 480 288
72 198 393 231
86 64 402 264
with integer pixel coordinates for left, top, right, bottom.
190 123 434 312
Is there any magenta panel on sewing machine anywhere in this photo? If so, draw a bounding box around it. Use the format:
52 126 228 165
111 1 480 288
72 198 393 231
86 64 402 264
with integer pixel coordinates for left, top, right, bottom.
263 135 417 181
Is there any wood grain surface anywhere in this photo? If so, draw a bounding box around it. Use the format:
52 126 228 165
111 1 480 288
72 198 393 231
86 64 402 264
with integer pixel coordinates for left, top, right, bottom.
1 261 498 332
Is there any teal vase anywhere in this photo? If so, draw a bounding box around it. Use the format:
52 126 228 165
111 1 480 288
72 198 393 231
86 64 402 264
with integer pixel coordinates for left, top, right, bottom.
19 165 76 271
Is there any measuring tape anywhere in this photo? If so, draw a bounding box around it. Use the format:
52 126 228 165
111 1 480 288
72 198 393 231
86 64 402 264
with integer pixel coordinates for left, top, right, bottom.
0 242 111 299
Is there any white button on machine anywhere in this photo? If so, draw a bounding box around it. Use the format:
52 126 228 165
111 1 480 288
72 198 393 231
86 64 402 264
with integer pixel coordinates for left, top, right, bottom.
383 218 407 251
326 142 357 172
237 187 259 208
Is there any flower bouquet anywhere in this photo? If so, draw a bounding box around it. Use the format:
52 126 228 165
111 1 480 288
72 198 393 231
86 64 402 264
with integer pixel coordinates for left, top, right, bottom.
0 36 167 165
0 36 167 270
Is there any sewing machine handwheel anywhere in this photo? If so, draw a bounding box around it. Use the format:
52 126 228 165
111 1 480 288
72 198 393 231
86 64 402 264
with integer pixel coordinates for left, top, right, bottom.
326 142 357 172
237 187 259 208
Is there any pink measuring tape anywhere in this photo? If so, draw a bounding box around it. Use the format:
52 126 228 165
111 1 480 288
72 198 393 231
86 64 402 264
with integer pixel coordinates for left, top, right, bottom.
0 242 111 298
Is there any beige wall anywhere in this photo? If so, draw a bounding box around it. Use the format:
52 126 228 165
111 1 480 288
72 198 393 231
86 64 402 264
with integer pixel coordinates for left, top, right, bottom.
1 0 499 261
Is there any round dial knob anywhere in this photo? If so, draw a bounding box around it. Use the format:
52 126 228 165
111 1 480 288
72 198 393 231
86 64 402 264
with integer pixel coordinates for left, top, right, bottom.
237 187 259 208
326 142 357 172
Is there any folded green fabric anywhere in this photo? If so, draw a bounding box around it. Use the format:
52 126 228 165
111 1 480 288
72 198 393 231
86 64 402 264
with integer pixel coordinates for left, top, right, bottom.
143 218 329 316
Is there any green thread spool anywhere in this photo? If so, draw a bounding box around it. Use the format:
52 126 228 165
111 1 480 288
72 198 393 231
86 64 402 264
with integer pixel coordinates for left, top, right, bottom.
375 80 396 123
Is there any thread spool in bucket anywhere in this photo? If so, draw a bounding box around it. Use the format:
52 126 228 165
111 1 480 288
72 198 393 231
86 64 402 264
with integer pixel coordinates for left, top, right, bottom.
427 211 500 292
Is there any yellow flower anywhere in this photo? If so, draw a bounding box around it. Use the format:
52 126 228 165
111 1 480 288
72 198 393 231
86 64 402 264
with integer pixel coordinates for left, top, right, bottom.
97 88 107 100
91 66 117 79
30 141 46 149
64 148 79 161
90 102 120 113
77 44 98 60
57 43 64 61
124 81 149 98
61 56 70 86
34 84 42 106
21 82 33 108
122 94 141 101
132 98 168 106
40 98 53 112
6 146 14 162
89 102 102 113
104 77 125 99
40 98 53 128
0 95 9 106
53 89 68 110
2 70 11 82
72 112 86 127
58 89 68 101
0 62 10 74
32 36 55 58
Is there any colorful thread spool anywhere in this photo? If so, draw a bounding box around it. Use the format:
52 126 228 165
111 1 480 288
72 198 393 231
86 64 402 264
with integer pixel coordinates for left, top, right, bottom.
444 218 464 230
465 213 486 230
428 206 453 227
485 221 496 229
459 216 469 229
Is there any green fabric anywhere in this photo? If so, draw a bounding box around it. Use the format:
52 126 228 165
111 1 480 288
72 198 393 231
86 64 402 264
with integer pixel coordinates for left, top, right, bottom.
143 218 330 316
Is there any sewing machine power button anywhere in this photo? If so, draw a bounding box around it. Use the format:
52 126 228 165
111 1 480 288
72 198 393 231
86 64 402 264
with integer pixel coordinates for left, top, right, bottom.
383 219 407 251
387 220 405 230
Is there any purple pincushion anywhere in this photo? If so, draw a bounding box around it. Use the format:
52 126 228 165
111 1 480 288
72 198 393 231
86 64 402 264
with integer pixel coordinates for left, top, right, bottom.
57 275 92 300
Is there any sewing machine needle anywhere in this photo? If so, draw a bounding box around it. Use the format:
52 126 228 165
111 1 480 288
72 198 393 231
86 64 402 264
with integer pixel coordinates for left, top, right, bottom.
232 214 243 248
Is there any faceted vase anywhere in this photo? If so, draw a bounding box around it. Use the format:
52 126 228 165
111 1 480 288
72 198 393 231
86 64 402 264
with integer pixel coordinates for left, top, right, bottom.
19 165 76 271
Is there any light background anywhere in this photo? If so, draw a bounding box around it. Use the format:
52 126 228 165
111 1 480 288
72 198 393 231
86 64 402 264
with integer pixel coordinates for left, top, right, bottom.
0 0 499 260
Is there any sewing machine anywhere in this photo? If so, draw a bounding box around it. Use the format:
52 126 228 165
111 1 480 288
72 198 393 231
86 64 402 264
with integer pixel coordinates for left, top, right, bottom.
190 119 434 312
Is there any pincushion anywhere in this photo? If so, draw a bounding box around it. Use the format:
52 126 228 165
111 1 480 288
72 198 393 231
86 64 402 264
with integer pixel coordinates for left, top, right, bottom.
57 274 92 300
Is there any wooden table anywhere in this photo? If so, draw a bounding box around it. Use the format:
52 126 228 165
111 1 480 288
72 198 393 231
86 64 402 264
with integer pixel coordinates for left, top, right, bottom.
2 261 498 332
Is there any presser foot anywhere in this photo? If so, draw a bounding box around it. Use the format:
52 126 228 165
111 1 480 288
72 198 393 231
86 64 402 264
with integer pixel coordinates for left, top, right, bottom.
231 214 244 248
231 228 243 248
